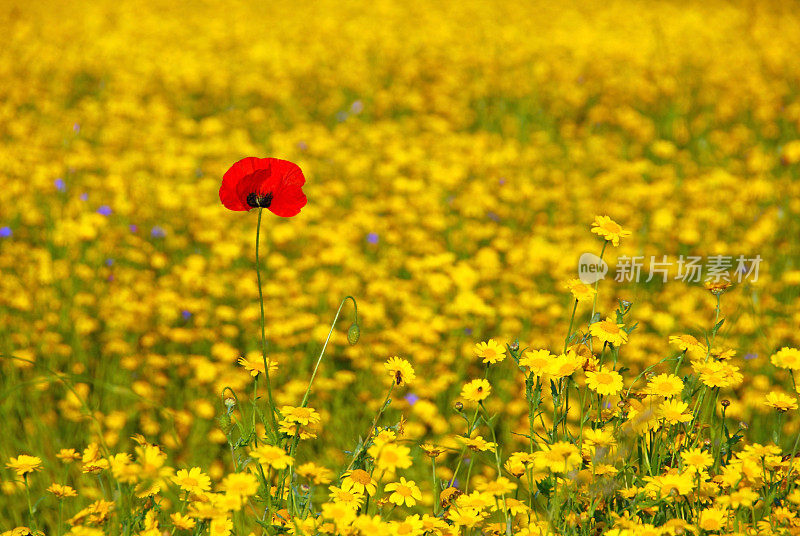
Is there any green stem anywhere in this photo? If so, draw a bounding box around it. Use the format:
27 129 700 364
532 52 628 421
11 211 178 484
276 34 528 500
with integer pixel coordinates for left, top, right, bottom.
431 456 439 515
564 299 578 353
255 208 279 432
24 475 36 529
588 241 608 352
300 296 357 408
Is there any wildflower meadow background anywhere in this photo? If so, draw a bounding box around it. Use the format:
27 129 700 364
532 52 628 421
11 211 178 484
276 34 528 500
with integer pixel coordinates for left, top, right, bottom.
3 0 800 534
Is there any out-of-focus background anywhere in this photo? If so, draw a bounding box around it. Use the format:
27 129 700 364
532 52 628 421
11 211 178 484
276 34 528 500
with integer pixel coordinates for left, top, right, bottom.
2 0 800 524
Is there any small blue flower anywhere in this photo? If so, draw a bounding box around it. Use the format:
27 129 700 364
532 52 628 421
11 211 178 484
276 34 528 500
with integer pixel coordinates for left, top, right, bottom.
73 123 80 133
129 224 139 233
404 393 419 406
97 205 112 216
54 178 66 192
367 232 379 244
0 226 11 238
181 310 192 320
80 193 88 201
744 353 758 361
105 258 114 266
351 100 364 114
151 226 166 238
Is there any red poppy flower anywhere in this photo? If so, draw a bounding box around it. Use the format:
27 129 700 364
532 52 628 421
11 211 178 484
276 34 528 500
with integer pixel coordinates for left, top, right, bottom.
219 157 307 217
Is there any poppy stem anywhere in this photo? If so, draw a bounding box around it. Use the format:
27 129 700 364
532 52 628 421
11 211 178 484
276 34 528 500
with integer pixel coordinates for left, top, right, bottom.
256 208 279 433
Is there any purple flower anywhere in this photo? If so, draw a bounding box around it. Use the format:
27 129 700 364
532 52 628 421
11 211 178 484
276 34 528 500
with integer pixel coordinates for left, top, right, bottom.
181 310 192 320
54 178 66 192
129 224 139 233
0 226 11 238
351 100 364 114
105 258 114 266
404 393 419 406
80 193 88 201
151 226 166 238
744 353 758 361
367 232 379 244
487 211 500 222
97 205 112 216
73 123 80 133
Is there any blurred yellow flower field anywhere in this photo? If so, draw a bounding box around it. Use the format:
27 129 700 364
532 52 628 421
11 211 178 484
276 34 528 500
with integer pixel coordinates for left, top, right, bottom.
3 0 800 534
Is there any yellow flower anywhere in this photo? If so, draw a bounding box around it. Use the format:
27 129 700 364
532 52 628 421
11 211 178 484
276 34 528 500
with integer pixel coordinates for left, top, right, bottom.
6 455 42 476
460 378 491 402
220 472 259 497
250 445 293 470
47 483 77 498
565 279 597 303
475 476 516 496
170 513 196 530
448 507 487 527
56 449 81 463
474 339 506 364
209 517 233 536
391 514 424 536
462 434 497 452
658 399 692 425
771 347 800 371
342 469 377 495
328 481 365 508
384 477 422 507
384 356 416 386
585 367 623 396
173 467 211 494
589 318 628 347
296 462 334 485
368 443 412 473
590 215 631 246
547 351 583 379
533 442 581 473
765 392 798 412
237 355 277 377
420 444 445 458
680 448 712 470
695 360 743 389
280 406 321 426
645 373 684 398
698 507 729 532
519 349 552 377
645 471 695 498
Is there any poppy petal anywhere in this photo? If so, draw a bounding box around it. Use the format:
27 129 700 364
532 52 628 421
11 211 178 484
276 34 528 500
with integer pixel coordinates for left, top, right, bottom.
220 157 307 216
269 185 308 217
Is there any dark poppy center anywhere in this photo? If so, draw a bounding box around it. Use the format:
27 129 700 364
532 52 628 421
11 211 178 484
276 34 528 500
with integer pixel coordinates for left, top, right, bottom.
246 192 273 208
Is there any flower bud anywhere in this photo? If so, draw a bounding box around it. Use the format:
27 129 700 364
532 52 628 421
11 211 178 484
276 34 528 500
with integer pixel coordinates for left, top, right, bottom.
347 323 360 345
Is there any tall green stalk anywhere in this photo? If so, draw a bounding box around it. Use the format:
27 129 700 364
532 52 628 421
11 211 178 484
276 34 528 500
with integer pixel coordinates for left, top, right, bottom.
255 208 279 431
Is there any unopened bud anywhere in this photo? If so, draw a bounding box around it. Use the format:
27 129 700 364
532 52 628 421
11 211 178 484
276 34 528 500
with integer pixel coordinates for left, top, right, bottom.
509 340 520 352
347 323 360 345
721 399 730 408
454 401 464 412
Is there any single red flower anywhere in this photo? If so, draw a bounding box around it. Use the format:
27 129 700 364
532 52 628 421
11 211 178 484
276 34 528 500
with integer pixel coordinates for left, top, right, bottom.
219 157 307 216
